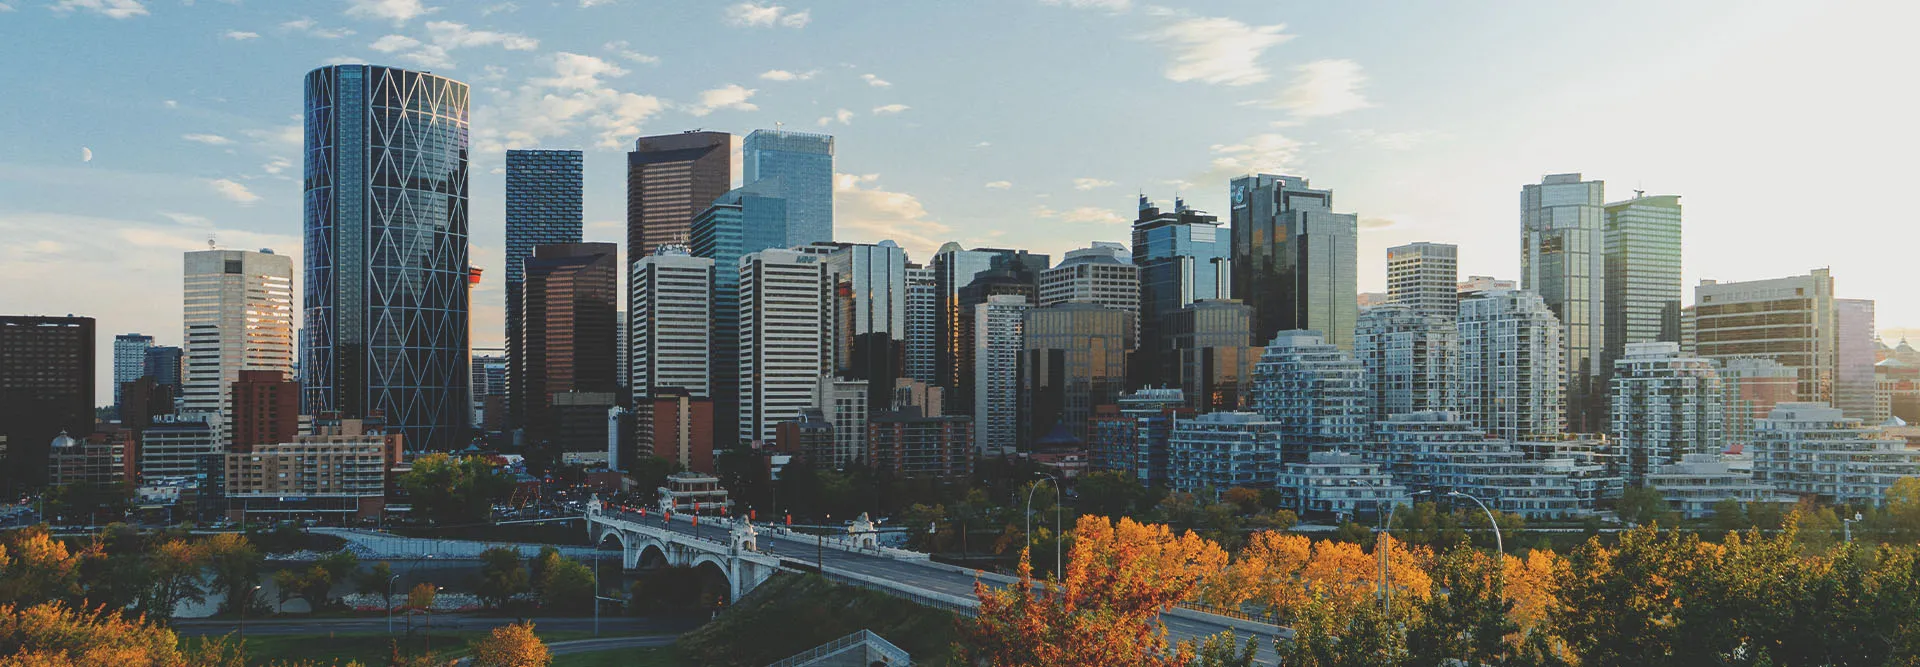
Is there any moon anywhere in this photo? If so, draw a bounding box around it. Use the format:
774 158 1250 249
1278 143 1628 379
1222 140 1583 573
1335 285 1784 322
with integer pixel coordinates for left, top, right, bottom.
81 147 92 162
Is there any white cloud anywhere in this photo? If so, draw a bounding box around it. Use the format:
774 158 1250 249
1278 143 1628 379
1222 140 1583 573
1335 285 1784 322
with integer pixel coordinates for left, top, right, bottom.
604 40 659 64
473 52 665 151
370 21 536 69
1346 129 1437 151
162 100 178 108
1073 177 1115 191
1145 17 1290 86
0 3 15 12
984 181 1013 190
759 69 816 81
724 2 809 28
871 103 909 115
685 84 758 117
281 17 354 38
262 157 293 176
580 0 612 6
207 178 260 204
182 133 233 145
159 211 214 227
1034 205 1126 225
533 52 626 89
1207 133 1305 180
480 2 517 16
345 0 435 25
834 173 951 257
1040 0 1129 12
973 141 992 148
816 108 854 126
1262 59 1372 117
50 0 148 19
861 73 891 87
223 30 259 40
242 125 302 151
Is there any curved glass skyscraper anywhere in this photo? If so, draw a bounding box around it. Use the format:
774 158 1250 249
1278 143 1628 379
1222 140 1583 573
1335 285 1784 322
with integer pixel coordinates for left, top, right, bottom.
303 64 471 451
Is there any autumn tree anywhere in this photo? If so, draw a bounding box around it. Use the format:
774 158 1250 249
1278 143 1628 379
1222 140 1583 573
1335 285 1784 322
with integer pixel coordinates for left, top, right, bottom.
476 547 530 609
138 538 208 622
0 600 244 667
1405 546 1517 667
202 533 264 615
355 561 396 611
467 621 551 667
0 526 90 606
1550 526 1708 664
406 582 438 612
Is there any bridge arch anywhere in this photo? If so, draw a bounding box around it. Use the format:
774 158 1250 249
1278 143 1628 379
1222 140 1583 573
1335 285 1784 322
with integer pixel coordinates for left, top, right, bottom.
690 555 734 605
637 543 669 569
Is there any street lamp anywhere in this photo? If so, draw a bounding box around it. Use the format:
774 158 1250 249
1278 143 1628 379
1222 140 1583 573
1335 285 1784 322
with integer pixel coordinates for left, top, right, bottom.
425 586 444 654
1378 490 1428 615
385 573 401 635
1447 491 1503 554
1844 512 1864 543
240 584 262 640
1025 473 1062 578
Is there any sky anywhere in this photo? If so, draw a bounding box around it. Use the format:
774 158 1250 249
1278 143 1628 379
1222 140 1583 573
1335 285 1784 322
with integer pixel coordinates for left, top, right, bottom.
1 0 1916 406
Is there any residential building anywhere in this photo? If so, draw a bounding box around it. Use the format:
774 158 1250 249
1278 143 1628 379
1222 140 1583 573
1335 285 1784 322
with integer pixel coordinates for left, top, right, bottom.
1273 452 1406 521
739 248 830 444
1133 195 1231 388
504 149 584 429
1371 411 1611 519
1693 269 1838 406
1750 402 1920 505
1522 173 1608 433
813 376 870 469
113 333 154 417
630 248 714 400
184 249 296 433
634 387 714 473
867 411 974 481
1168 411 1286 492
1719 357 1798 450
628 131 731 259
1602 194 1683 375
904 265 937 384
890 378 944 417
1458 289 1565 440
1354 305 1457 423
1610 342 1725 484
1836 298 1878 421
1458 276 1516 295
1089 388 1188 485
1386 242 1459 320
1230 174 1359 350
824 241 910 401
1170 300 1260 413
223 414 403 524
302 65 471 451
231 370 300 450
520 243 620 448
1 315 94 486
1249 330 1370 458
742 129 834 246
1645 453 1794 520
1023 302 1135 448
49 429 134 489
973 294 1029 455
774 408 836 468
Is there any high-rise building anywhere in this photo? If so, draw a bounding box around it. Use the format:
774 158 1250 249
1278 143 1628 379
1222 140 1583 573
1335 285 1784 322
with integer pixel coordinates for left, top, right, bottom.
1229 174 1359 350
139 414 219 481
1693 269 1838 407
113 334 154 417
812 376 869 469
633 387 715 474
630 248 714 401
944 250 1048 415
184 249 296 433
742 129 834 246
1610 342 1725 484
1752 403 1920 505
1522 173 1608 433
1 315 94 486
1836 298 1879 421
504 149 584 429
628 131 731 260
231 370 300 451
1354 305 1458 424
1022 303 1136 448
1089 388 1189 485
1039 242 1139 315
469 350 506 431
824 241 910 401
1386 243 1459 321
973 294 1029 455
1602 195 1683 374
520 243 619 448
303 64 470 451
144 346 183 395
1457 289 1565 440
1718 357 1798 450
692 183 791 445
1170 299 1260 413
615 310 629 398
1133 195 1232 388
904 265 937 384
738 248 830 444
223 415 403 524
1250 330 1370 459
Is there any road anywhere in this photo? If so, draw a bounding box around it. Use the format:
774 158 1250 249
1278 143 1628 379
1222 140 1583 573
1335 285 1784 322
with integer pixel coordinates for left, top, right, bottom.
171 613 702 637
543 634 678 655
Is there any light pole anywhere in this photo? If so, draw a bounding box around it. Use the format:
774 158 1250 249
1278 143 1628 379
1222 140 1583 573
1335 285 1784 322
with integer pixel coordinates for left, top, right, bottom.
1844 512 1863 543
1378 490 1427 615
240 584 261 640
1025 473 1062 577
1448 491 1503 554
385 573 400 635
425 586 443 654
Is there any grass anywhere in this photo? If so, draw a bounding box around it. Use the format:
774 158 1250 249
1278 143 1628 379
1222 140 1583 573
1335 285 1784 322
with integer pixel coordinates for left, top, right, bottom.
551 646 690 667
675 572 960 667
183 629 603 666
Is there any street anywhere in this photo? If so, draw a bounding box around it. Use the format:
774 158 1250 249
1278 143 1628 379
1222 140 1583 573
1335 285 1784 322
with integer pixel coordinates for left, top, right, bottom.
170 613 702 638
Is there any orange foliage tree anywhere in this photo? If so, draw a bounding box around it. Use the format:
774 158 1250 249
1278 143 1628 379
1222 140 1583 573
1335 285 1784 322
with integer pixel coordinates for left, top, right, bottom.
0 600 243 667
468 621 551 667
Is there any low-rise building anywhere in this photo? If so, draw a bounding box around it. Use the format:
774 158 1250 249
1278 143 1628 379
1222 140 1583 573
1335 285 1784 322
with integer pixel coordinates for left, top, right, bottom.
1370 411 1611 519
1644 453 1795 519
774 408 836 469
139 414 220 481
1087 388 1189 485
222 414 403 525
1168 412 1285 493
1751 402 1920 505
49 429 135 488
866 411 973 481
658 472 729 514
1273 451 1406 521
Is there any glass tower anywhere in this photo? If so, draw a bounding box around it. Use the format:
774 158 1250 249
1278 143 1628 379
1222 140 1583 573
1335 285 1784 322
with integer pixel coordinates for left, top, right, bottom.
1133 195 1231 387
113 333 154 416
1523 173 1607 433
742 129 834 246
303 64 471 451
504 149 583 429
1602 194 1682 380
691 184 791 446
1229 174 1358 351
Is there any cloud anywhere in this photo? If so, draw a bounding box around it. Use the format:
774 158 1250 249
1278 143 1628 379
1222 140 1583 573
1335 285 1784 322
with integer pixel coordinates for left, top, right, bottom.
1040 0 1129 12
1346 129 1437 151
1144 17 1290 86
163 100 178 108
243 125 303 152
159 211 213 227
0 3 14 11
984 181 1012 190
1207 132 1305 180
480 2 517 16
1034 205 1126 225
370 21 536 69
473 52 665 151
579 0 612 6
1359 217 1396 230
533 51 626 89
281 17 354 38
80 147 91 162
207 178 260 204
724 2 809 28
816 108 853 126
345 0 436 25
261 157 293 176
604 40 659 64
223 30 259 40
973 141 991 148
182 133 234 145
871 103 909 115
685 84 758 116
759 69 816 81
861 73 891 87
1072 177 1115 191
834 173 952 257
50 0 148 19
1262 59 1371 117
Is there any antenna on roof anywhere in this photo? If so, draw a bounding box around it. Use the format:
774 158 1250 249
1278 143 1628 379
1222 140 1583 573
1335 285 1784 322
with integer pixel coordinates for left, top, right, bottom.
1634 189 1646 199
207 236 216 250
774 121 785 129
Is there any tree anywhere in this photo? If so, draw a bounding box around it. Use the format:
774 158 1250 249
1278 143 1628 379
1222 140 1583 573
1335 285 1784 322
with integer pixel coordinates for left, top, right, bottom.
538 558 594 613
202 533 263 615
1405 546 1517 667
317 550 359 585
0 600 245 667
356 561 396 612
1222 487 1263 513
407 582 438 612
529 546 562 595
0 526 90 606
1886 476 1920 541
467 621 551 667
397 453 513 524
476 547 530 609
1074 470 1142 518
1194 631 1259 667
139 538 208 622
1550 526 1705 664
1711 498 1748 533
1615 486 1675 527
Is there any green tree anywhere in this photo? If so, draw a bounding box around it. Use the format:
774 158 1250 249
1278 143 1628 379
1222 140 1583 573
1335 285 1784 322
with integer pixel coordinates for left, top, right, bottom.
1194 630 1260 667
1074 470 1142 518
397 453 513 524
1550 526 1703 665
138 538 208 623
538 558 594 613
316 550 359 585
1710 498 1748 533
1405 547 1517 667
1616 486 1675 527
202 533 263 615
356 561 396 611
529 546 562 595
475 547 530 609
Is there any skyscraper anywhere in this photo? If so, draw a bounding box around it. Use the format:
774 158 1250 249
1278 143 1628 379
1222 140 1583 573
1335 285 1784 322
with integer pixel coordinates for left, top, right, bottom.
631 247 714 400
628 131 731 259
1458 289 1566 441
1354 305 1458 424
303 64 471 451
904 265 937 384
1521 173 1607 433
185 249 296 434
974 294 1029 455
0 316 94 487
1133 195 1232 388
738 248 830 444
824 241 910 402
938 248 1048 414
1610 342 1724 484
143 346 183 396
1171 299 1261 413
742 129 834 246
112 333 154 417
1039 243 1140 316
1836 298 1878 421
470 349 506 431
1230 174 1358 350
1602 194 1682 373
691 183 791 445
1386 242 1458 321
520 243 619 448
1023 302 1136 448
504 149 583 429
1693 269 1839 406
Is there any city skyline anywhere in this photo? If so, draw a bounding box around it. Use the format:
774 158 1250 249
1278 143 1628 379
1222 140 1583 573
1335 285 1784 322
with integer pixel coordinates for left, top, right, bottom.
4 0 1918 404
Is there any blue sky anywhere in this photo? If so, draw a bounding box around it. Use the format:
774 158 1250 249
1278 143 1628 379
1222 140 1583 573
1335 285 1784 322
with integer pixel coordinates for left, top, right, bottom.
1 0 1915 404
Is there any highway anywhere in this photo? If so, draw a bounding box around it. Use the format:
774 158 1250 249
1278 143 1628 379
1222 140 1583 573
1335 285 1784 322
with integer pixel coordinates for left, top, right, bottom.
171 613 701 638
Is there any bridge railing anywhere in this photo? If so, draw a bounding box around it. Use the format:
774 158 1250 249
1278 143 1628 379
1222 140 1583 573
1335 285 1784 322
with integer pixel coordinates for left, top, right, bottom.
766 629 913 667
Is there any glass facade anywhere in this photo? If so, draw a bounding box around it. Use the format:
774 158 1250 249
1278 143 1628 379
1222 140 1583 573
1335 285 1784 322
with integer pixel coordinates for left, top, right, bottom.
1602 194 1682 378
1022 303 1136 448
1134 195 1231 387
691 186 789 446
742 129 834 246
504 150 583 428
113 333 154 415
303 64 471 451
1229 174 1358 351
1523 173 1608 433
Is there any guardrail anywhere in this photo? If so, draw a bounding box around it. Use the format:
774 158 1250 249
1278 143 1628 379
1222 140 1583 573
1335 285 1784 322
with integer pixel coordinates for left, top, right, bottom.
766 629 912 667
1174 601 1285 628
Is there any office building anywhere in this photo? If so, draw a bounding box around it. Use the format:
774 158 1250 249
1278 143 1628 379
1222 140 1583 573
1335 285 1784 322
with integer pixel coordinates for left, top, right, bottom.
630 248 714 400
1134 195 1232 388
742 129 834 246
1645 454 1794 520
223 414 403 524
184 248 296 431
49 429 133 489
691 183 792 444
1836 298 1878 421
973 294 1029 455
739 248 830 444
628 131 731 259
774 408 837 467
1386 242 1459 321
504 149 584 429
1458 276 1516 295
1354 305 1458 424
932 246 1049 409
1023 302 1136 448
634 387 715 473
1039 243 1140 316
1171 300 1261 413
1522 173 1608 433
231 370 300 450
470 350 506 431
1249 330 1370 457
1167 412 1286 493
1370 411 1612 519
824 242 911 401
1273 452 1406 521
1 315 94 486
812 376 869 470
1751 402 1920 505
1229 174 1358 350
1458 289 1565 440
113 333 154 417
1610 342 1725 484
144 345 183 395
139 414 220 481
520 243 620 447
303 64 471 451
867 411 974 481
1602 195 1683 374
1719 357 1799 449
1089 388 1188 485
904 266 937 384
1693 269 1840 408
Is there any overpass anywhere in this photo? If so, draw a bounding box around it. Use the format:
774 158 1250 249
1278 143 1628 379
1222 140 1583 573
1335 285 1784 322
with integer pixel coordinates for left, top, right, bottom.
584 498 1285 662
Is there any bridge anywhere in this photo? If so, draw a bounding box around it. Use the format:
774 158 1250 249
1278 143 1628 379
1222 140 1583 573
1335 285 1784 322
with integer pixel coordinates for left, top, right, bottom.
584 498 1285 662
